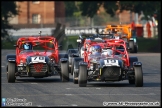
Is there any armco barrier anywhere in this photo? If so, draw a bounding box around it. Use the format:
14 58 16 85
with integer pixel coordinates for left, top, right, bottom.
7 26 157 40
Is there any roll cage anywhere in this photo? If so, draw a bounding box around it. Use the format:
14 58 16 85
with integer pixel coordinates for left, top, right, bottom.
82 38 130 68
15 36 59 64
104 25 132 40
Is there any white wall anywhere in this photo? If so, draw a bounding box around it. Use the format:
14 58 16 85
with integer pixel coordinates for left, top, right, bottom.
7 26 158 39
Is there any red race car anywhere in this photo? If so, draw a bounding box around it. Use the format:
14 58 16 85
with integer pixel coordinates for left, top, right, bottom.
72 37 143 87
6 35 69 83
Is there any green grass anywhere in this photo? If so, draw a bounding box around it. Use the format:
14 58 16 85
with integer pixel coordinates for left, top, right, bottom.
137 37 159 52
1 36 159 52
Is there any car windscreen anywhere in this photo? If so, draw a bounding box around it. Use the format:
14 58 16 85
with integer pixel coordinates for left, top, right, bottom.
20 50 35 54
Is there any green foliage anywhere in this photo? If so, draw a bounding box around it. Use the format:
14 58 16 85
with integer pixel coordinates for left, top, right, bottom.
1 1 20 40
64 1 82 17
119 1 161 16
64 1 78 17
79 1 161 19
80 1 103 18
64 1 85 26
103 1 118 17
79 1 161 52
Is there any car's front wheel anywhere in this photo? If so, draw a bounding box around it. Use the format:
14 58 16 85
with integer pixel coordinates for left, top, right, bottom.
78 65 87 87
7 62 16 83
60 62 69 82
134 66 143 87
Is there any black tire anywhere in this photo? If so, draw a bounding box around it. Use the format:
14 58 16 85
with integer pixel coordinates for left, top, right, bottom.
134 38 138 53
73 58 83 84
68 57 72 74
71 58 75 75
78 65 87 87
73 57 84 75
128 57 138 84
69 66 71 74
7 62 16 83
73 71 78 84
134 45 138 53
60 62 69 82
68 56 72 74
129 40 135 53
134 66 143 87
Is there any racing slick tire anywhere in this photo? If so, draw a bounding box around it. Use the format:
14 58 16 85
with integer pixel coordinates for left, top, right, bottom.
61 62 69 82
134 45 138 53
134 66 143 87
78 65 87 87
69 67 71 74
7 62 16 83
68 49 79 74
128 57 138 84
73 71 78 84
73 58 84 84
71 58 75 75
129 40 136 53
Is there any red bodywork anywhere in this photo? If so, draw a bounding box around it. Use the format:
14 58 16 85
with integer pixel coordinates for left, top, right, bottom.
82 39 130 68
15 36 59 66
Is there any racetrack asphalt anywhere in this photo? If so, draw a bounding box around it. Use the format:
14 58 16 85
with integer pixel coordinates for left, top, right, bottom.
1 50 161 107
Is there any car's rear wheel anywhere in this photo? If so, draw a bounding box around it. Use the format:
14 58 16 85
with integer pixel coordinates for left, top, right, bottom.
61 62 69 82
129 40 135 53
73 58 83 84
7 62 16 83
71 58 74 75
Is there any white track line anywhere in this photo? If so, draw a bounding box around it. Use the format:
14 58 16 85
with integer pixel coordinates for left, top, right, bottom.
16 93 156 97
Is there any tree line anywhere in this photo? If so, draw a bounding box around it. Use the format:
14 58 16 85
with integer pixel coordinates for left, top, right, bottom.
1 1 161 52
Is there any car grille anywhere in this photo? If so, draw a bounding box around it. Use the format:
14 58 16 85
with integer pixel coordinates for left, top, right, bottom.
29 63 48 73
101 67 121 80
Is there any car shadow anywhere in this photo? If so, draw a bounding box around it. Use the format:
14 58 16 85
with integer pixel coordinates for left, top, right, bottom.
15 77 63 83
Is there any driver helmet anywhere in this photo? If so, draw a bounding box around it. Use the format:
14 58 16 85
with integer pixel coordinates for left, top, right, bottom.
92 45 102 54
23 42 33 50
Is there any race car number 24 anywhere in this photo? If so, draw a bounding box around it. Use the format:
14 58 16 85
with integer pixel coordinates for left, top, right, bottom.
31 56 45 62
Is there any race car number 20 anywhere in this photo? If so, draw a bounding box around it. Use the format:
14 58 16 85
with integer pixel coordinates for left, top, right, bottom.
31 56 45 62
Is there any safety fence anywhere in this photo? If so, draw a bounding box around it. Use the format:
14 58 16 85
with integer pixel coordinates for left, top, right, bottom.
6 24 158 39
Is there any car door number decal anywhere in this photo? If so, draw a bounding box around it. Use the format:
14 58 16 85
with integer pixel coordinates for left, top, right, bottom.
31 56 45 62
104 59 118 65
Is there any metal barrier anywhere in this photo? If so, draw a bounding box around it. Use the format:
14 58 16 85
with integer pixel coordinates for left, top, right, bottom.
7 25 158 40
